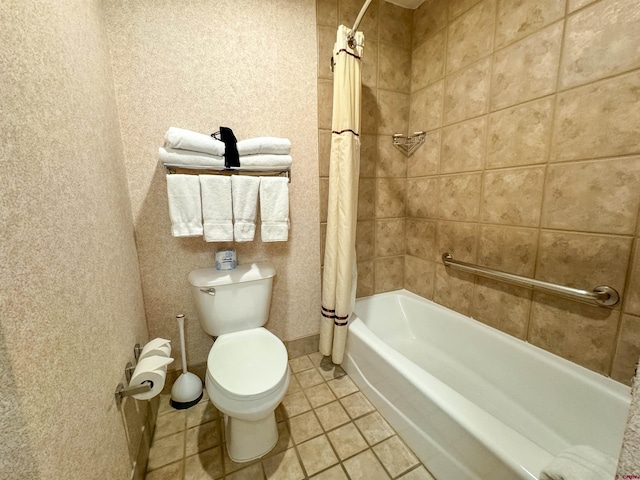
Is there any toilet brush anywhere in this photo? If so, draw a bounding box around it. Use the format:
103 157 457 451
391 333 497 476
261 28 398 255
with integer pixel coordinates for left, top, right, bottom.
170 314 203 409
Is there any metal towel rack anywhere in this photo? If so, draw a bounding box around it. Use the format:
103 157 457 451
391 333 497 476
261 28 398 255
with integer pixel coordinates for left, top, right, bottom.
163 163 291 182
441 253 620 308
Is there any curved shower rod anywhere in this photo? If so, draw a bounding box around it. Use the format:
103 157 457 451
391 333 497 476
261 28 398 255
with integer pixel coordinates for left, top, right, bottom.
347 0 373 48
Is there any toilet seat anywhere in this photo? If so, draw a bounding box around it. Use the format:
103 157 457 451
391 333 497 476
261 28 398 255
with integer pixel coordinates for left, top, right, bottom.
207 327 288 401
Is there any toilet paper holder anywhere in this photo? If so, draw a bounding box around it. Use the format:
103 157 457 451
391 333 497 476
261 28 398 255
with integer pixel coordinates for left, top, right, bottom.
114 381 152 407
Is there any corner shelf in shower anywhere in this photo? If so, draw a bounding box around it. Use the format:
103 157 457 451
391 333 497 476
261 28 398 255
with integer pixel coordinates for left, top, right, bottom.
392 131 426 157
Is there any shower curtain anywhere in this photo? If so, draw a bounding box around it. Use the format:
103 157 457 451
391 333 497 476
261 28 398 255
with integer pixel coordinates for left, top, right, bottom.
320 25 364 364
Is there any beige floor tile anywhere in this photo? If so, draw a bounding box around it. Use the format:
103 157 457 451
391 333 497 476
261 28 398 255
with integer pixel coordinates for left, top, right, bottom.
264 421 293 458
373 436 420 477
310 464 348 479
315 362 346 382
340 391 375 419
147 431 185 471
326 423 368 460
263 447 305 480
185 420 221 457
281 391 312 418
184 446 224 480
157 394 174 417
289 356 314 373
307 352 326 366
398 465 437 479
226 462 265 480
295 368 325 389
288 411 323 444
144 460 183 480
297 435 339 476
342 449 390 480
222 448 261 475
355 411 395 446
314 401 351 432
286 376 302 395
305 383 337 408
154 410 187 439
326 376 359 398
186 400 219 428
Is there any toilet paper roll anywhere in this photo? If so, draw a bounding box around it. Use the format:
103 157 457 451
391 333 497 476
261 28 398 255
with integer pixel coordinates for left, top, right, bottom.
138 338 172 361
129 356 174 400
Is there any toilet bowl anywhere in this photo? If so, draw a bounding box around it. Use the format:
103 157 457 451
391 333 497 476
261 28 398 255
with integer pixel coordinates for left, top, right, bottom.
188 262 289 462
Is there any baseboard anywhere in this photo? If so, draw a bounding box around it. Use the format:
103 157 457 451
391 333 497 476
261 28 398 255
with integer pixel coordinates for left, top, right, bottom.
285 334 320 359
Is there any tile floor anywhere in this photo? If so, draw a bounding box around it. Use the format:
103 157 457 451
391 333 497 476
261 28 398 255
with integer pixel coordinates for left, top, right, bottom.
145 352 436 480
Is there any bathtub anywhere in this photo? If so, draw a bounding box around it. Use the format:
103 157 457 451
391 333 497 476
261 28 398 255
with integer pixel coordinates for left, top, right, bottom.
342 290 631 480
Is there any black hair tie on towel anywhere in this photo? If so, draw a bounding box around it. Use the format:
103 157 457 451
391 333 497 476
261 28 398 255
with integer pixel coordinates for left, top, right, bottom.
216 126 240 169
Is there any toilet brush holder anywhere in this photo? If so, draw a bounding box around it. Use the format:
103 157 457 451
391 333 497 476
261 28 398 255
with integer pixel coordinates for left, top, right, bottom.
170 314 203 409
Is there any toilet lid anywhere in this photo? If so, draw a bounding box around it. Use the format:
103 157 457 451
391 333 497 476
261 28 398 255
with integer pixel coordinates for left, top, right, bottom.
208 328 288 398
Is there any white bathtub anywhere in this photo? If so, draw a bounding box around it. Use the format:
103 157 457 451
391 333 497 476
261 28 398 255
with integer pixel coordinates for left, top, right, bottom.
342 290 631 480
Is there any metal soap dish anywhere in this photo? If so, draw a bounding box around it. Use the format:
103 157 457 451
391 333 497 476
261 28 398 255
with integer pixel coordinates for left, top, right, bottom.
392 131 426 157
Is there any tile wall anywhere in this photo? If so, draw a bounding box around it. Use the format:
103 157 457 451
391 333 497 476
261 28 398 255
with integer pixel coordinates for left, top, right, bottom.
405 0 640 383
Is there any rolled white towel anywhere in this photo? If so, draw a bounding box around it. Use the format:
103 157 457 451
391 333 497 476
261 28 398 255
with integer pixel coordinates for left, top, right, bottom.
199 175 233 242
237 137 291 156
231 176 260 242
166 174 203 237
539 445 617 480
165 127 225 156
259 177 289 242
159 147 292 170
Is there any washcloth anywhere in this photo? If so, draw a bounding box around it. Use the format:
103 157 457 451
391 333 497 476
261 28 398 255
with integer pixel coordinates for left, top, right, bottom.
199 175 233 242
259 176 289 242
238 137 291 155
166 174 203 237
539 445 617 480
617 358 640 476
231 176 260 242
159 147 292 170
165 127 225 156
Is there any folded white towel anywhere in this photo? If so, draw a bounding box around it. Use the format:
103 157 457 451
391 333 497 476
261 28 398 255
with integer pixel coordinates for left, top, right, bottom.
259 177 289 242
165 127 225 156
199 175 233 242
231 176 260 242
539 445 617 480
237 137 291 156
166 174 203 237
159 147 292 170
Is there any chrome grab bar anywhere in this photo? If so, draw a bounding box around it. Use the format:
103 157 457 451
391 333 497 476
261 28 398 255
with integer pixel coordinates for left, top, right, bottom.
441 253 620 308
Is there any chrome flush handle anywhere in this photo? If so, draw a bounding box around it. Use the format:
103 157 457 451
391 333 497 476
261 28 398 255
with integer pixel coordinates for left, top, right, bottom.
200 288 216 296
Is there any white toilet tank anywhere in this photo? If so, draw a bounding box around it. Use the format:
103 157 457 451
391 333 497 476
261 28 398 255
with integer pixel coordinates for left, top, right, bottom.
188 262 276 336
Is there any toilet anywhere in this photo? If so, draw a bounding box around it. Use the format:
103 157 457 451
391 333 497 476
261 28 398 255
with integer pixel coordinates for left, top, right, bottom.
188 262 290 462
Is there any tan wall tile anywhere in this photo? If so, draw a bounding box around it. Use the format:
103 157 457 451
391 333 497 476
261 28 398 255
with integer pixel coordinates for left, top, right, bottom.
449 0 483 20
611 314 640 384
356 220 375 261
340 0 379 40
568 0 597 12
438 172 482 221
321 222 327 265
407 130 440 178
359 134 378 178
551 71 640 162
406 177 439 219
361 87 379 135
377 135 407 178
436 221 479 263
379 44 412 93
624 243 640 316
441 116 487 174
447 0 496 74
362 41 378 90
317 0 338 27
444 57 491 125
529 292 620 374
357 178 376 220
471 278 532 339
319 130 332 177
535 230 632 294
478 224 539 276
378 90 410 135
318 79 334 130
318 25 337 80
379 1 413 49
481 166 545 226
434 263 475 315
491 21 563 110
560 0 640 89
375 219 406 257
320 177 329 222
541 157 640 235
413 0 448 46
356 260 375 298
486 96 553 169
406 219 437 260
410 81 444 132
411 31 446 92
495 0 565 49
376 178 406 218
375 256 405 293
405 256 436 299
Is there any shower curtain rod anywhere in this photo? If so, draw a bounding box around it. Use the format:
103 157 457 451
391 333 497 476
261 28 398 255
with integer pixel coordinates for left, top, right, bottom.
347 0 373 47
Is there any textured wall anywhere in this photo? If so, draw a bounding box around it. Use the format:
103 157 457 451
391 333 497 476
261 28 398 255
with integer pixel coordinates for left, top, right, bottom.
405 0 640 383
103 0 320 369
0 1 148 478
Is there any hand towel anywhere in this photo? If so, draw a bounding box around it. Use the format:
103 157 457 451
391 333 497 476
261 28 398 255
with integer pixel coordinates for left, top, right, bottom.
199 175 233 242
231 176 260 242
539 445 617 480
238 137 291 156
159 147 291 170
164 127 225 156
259 176 289 242
166 174 203 237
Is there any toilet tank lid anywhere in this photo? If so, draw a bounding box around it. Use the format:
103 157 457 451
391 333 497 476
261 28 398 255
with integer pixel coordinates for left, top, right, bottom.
188 262 276 287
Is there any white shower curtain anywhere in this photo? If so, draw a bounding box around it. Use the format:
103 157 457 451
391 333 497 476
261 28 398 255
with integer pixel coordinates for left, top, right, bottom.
320 25 363 364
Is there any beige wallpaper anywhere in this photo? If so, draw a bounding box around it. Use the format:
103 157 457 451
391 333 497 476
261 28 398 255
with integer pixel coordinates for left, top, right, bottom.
104 0 320 369
0 0 148 478
405 0 640 383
